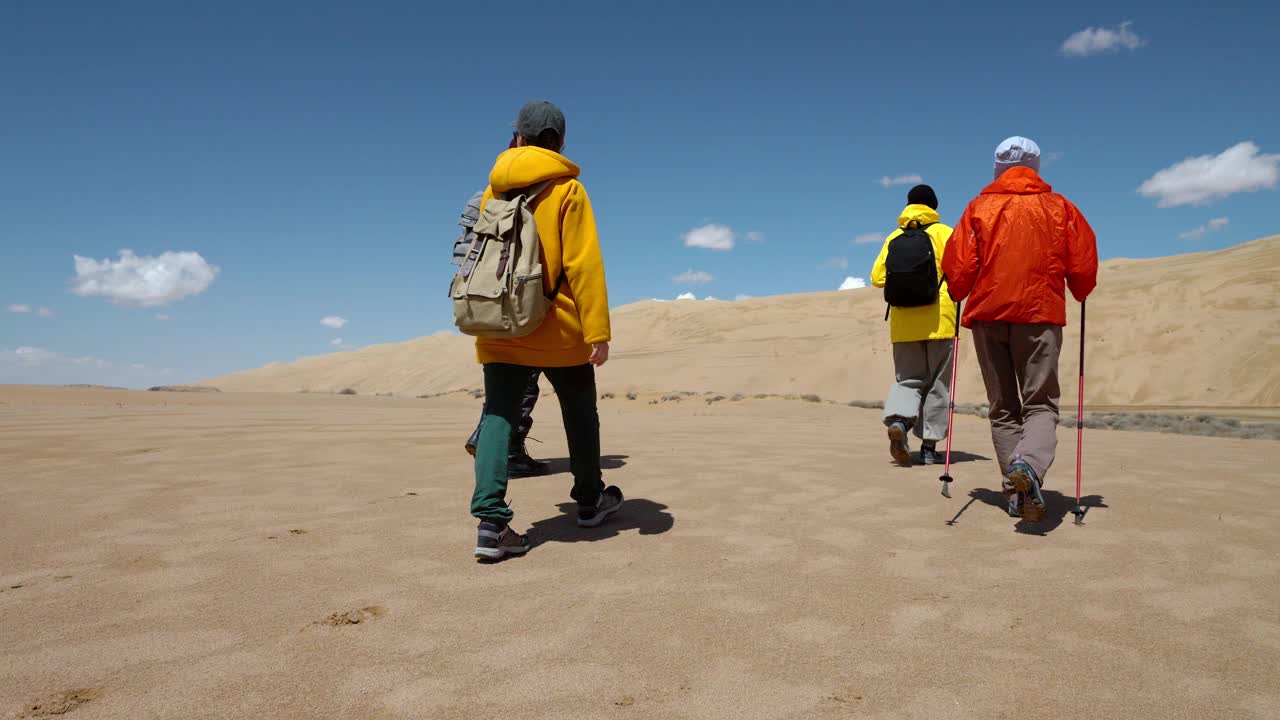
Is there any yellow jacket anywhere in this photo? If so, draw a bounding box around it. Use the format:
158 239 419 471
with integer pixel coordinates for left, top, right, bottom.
870 205 957 343
475 147 611 367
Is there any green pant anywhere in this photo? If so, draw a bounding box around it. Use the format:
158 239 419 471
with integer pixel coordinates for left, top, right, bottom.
471 363 603 524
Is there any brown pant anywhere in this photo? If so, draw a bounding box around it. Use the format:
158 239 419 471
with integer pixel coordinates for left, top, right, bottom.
970 322 1063 482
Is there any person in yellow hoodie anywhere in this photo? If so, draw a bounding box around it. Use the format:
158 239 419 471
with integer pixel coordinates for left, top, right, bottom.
870 185 958 467
471 101 621 561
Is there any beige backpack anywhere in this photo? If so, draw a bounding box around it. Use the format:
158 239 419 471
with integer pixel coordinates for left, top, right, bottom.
450 182 558 338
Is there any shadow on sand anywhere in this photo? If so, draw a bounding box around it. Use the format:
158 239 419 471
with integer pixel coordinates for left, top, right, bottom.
528 498 674 547
534 454 629 475
947 487 1108 536
885 449 991 468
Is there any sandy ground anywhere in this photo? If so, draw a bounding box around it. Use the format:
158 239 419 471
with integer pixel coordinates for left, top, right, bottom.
1 386 1278 720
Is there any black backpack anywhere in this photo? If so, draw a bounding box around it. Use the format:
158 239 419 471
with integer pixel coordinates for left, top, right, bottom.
883 222 940 314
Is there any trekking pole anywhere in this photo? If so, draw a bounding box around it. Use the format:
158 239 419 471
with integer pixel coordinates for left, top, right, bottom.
939 300 962 498
1070 300 1088 526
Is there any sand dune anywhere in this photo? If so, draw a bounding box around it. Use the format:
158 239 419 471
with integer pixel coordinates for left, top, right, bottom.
204 237 1280 409
2 385 1277 719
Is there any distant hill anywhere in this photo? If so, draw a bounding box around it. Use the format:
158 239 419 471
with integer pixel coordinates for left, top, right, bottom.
203 237 1280 408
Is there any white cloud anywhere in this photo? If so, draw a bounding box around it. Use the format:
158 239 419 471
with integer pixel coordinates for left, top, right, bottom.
878 174 923 188
330 338 344 347
321 316 348 329
734 294 753 301
675 292 697 301
1 346 109 372
746 231 766 243
1 345 192 388
1138 142 1280 207
853 232 885 245
1178 217 1230 241
9 347 95 368
682 223 736 251
823 257 849 270
1061 21 1145 57
673 269 715 286
155 314 170 321
70 249 219 307
838 277 868 291
9 305 54 317
702 296 719 301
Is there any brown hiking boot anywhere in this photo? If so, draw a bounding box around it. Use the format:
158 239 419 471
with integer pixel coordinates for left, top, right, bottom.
887 422 912 466
1006 462 1046 522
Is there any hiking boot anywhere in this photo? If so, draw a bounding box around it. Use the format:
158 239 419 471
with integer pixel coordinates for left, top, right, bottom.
1006 462 1046 522
474 521 530 561
1003 489 1022 518
887 422 912 466
919 443 940 465
577 485 624 528
508 444 550 477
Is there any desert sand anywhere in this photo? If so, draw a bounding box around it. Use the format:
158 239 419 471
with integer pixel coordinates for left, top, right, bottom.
204 237 1280 409
2 385 1278 719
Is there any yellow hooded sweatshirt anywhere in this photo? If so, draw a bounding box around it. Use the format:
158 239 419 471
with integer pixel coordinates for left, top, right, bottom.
474 146 611 367
870 204 957 344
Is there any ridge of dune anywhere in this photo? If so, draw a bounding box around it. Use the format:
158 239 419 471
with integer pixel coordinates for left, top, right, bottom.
203 236 1280 407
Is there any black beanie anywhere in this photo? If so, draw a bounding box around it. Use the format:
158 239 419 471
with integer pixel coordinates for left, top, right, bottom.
907 184 938 210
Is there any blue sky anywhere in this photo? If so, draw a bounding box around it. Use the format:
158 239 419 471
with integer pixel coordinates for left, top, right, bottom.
3 1 1278 387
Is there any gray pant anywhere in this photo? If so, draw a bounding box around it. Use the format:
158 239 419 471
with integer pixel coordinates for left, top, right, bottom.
882 339 954 443
970 321 1062 481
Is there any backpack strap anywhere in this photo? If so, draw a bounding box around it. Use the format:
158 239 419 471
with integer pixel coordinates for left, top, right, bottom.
505 180 554 202
459 231 486 279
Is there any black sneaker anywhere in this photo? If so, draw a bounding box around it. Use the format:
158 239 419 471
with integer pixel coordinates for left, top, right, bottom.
508 444 550 478
887 422 912 466
474 521 530 561
577 485 624 528
1005 462 1046 521
919 444 940 465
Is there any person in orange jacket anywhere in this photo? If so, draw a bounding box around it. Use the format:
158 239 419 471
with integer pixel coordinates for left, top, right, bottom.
941 137 1098 521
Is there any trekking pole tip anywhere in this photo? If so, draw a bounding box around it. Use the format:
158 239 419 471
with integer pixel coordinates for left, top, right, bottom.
939 473 953 498
1070 505 1087 526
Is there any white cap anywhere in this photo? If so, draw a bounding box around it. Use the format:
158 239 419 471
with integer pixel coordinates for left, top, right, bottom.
994 136 1042 178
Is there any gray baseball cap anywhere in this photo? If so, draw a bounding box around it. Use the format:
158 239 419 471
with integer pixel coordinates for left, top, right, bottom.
515 100 565 140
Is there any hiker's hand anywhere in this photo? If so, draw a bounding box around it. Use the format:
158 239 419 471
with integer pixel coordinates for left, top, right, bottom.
590 342 610 367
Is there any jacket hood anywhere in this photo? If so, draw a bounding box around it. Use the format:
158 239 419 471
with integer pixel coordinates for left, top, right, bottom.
982 166 1052 195
898 204 941 228
488 146 580 194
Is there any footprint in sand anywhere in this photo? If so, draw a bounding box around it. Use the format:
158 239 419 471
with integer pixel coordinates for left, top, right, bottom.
317 606 387 626
18 688 102 718
288 529 307 535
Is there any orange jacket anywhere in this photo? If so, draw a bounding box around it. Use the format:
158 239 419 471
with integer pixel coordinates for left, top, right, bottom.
942 167 1098 327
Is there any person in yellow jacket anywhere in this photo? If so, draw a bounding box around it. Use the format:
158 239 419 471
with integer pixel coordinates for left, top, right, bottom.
470 101 623 561
870 185 958 467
